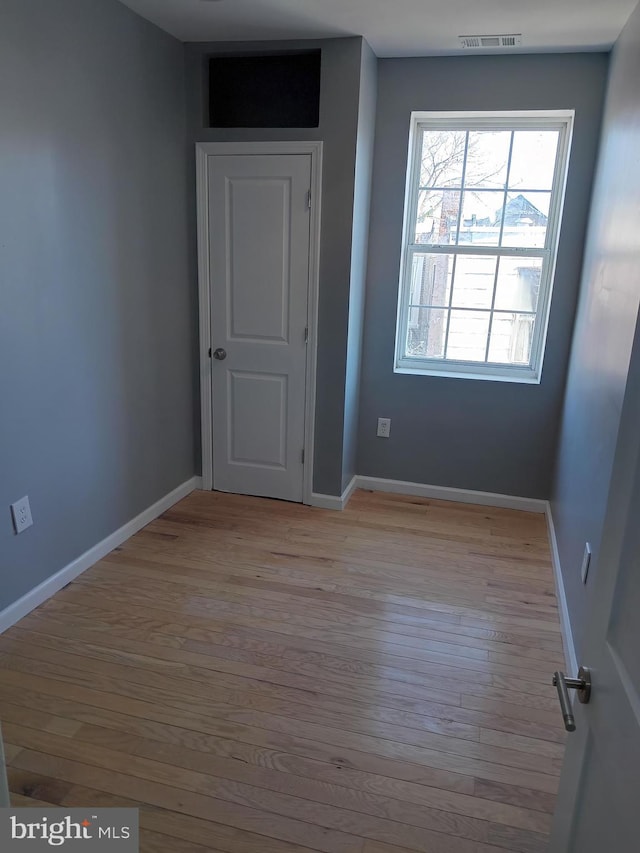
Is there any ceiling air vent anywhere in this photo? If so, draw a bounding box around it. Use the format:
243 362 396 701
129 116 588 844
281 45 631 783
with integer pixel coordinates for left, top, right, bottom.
459 34 523 49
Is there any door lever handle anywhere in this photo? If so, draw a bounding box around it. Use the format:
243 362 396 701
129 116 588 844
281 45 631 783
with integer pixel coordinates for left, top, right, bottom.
552 666 591 732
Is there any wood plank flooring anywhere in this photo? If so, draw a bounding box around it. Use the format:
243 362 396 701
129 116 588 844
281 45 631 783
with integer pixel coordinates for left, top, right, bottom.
0 489 566 852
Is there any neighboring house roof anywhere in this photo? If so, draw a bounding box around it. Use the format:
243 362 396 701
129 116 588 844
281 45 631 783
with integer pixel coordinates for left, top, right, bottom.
494 194 548 227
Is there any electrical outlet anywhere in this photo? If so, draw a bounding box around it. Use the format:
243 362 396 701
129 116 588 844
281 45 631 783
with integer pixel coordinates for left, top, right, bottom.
10 496 33 535
581 542 592 584
377 417 391 438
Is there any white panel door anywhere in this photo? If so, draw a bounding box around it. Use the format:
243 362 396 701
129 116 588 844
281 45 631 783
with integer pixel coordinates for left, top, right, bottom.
549 346 640 851
208 154 311 502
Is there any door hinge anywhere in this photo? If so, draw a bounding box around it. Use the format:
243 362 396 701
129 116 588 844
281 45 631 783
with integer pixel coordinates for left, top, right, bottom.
301 448 305 464
304 326 309 344
306 189 312 210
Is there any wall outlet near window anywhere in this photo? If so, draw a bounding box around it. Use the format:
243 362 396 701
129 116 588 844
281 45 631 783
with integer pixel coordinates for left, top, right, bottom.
10 495 33 535
581 542 592 584
377 417 391 438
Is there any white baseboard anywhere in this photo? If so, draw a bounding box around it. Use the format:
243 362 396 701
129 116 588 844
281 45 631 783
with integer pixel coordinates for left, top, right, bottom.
0 476 202 634
545 502 578 675
355 475 547 514
309 474 545 514
342 475 358 508
309 475 358 511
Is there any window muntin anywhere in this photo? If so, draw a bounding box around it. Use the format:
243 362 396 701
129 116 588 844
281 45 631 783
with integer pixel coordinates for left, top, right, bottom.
395 112 573 382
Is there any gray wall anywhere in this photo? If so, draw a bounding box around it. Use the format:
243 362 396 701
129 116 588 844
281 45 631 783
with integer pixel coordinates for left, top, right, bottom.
0 0 195 611
357 54 608 498
551 2 640 658
185 37 364 497
342 40 378 492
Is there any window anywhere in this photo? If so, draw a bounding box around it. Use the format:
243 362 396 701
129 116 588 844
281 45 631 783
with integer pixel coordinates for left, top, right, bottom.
395 111 573 382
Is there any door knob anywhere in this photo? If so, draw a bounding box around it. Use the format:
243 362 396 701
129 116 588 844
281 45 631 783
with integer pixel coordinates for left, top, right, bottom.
213 348 227 361
552 666 592 731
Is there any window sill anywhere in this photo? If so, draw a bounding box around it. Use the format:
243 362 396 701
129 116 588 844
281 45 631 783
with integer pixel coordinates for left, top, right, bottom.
394 364 542 384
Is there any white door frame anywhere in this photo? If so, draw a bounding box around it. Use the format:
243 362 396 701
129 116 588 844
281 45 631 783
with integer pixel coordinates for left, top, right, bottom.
196 141 322 505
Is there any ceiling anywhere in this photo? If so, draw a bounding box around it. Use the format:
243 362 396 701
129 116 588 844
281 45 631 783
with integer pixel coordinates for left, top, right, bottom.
118 0 637 56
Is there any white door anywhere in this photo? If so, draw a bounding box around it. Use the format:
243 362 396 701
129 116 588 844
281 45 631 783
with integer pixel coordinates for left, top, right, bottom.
549 341 640 851
207 153 312 502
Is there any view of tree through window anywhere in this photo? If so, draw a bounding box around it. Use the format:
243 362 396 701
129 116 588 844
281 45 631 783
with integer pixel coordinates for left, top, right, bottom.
396 114 572 381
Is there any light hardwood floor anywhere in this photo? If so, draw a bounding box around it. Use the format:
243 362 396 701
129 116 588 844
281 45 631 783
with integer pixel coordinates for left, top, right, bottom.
0 489 566 853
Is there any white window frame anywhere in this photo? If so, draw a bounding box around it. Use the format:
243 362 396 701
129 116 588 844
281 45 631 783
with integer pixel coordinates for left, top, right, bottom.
394 110 574 383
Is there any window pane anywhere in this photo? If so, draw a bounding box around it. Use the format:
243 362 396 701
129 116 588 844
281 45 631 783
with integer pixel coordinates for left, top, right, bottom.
420 129 466 188
508 130 559 191
459 191 504 246
397 115 571 379
465 131 511 188
414 189 460 244
406 307 447 358
494 257 543 312
408 253 453 306
446 310 490 362
450 255 497 310
500 191 550 247
488 313 535 364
